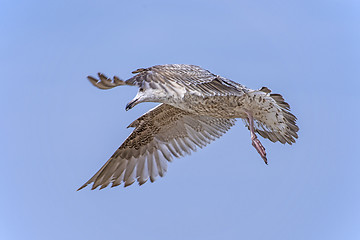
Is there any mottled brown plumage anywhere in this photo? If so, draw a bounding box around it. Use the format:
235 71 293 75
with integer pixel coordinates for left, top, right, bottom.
79 64 298 190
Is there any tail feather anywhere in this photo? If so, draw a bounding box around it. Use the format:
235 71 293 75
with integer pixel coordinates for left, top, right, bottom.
244 88 299 145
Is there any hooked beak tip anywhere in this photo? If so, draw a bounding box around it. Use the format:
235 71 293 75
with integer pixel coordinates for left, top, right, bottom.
125 99 138 111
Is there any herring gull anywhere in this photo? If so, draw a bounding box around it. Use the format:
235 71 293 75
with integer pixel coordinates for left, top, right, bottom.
78 64 298 190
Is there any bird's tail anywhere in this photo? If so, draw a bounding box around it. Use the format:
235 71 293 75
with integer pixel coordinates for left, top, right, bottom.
243 87 299 144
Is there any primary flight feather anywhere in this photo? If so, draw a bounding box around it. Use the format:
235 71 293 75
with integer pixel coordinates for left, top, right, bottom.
78 64 298 190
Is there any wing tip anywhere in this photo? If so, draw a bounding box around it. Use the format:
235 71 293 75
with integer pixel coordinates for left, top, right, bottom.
87 73 127 90
77 183 88 191
132 68 147 74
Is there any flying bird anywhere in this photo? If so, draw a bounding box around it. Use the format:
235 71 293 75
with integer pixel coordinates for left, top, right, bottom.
78 64 298 190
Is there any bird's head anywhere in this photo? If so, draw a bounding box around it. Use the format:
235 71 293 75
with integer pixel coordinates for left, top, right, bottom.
125 85 168 111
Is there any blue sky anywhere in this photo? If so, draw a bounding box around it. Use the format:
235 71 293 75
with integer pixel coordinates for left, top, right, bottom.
1 0 359 239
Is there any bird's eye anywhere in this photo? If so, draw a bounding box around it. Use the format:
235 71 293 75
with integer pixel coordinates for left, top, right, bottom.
139 88 144 92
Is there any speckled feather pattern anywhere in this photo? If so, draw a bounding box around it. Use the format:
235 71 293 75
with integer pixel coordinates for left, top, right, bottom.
81 64 299 190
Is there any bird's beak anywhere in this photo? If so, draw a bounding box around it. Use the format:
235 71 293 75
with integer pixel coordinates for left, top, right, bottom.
125 98 138 111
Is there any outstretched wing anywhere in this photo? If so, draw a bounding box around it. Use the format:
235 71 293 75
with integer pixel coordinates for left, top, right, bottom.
78 104 236 190
87 64 248 97
128 64 247 97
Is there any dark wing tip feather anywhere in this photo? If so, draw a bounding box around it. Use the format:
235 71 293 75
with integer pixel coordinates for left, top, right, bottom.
132 68 148 74
260 87 271 93
87 73 127 90
77 183 88 191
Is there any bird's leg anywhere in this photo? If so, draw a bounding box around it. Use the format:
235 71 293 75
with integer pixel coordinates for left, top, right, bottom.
245 111 268 164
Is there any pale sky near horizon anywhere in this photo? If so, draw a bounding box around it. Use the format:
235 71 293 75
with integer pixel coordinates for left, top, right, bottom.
1 1 359 240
